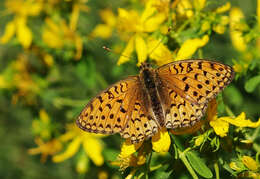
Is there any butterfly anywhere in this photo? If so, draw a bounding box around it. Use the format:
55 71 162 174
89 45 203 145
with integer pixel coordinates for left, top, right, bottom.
76 59 234 144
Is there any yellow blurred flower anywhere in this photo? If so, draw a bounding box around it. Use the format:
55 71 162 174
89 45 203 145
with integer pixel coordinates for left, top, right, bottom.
0 0 42 48
242 156 259 171
229 7 247 52
215 2 231 14
117 0 169 66
98 171 108 179
90 9 116 39
76 152 89 174
207 99 260 137
176 0 194 18
32 109 52 140
175 35 209 61
52 124 105 166
69 0 89 31
28 138 62 163
42 18 83 60
1 54 43 104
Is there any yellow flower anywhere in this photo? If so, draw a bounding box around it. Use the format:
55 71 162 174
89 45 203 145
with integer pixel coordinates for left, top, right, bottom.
175 35 209 61
119 139 143 158
193 0 206 10
229 161 243 171
32 109 52 140
242 156 259 171
176 0 194 18
117 0 169 65
52 124 105 166
114 127 171 171
90 9 116 39
42 18 83 60
208 99 260 137
76 152 88 174
98 171 108 179
152 128 171 153
215 2 231 14
229 7 247 52
233 63 243 73
147 37 173 66
0 0 42 48
28 138 62 163
69 0 89 31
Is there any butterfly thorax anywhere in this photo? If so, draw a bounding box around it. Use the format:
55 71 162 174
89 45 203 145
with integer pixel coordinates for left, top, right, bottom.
139 64 165 127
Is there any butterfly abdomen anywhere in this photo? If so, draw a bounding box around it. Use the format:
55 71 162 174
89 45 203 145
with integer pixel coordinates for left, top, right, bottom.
140 68 165 126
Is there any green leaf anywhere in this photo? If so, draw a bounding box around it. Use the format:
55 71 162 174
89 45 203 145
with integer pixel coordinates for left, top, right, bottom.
245 75 260 93
186 151 213 178
103 148 118 162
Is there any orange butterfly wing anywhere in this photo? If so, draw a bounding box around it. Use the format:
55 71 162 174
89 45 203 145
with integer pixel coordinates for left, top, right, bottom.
120 88 159 143
156 59 234 130
76 76 140 134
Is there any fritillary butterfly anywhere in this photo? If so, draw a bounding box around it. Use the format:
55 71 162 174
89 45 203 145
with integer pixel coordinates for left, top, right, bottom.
76 59 234 143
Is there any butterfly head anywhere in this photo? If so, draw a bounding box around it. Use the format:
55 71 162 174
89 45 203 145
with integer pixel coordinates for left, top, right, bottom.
140 62 152 71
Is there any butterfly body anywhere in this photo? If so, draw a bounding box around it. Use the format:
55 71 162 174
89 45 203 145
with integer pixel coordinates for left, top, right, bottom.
76 60 234 143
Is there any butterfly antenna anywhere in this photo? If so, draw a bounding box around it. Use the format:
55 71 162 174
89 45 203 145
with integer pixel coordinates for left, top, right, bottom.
102 46 133 59
148 26 172 57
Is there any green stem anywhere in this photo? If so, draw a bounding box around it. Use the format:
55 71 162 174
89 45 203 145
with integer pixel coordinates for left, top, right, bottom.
178 149 198 179
253 143 260 153
198 49 203 59
225 105 235 117
147 152 153 173
214 162 220 179
251 127 260 141
150 164 163 171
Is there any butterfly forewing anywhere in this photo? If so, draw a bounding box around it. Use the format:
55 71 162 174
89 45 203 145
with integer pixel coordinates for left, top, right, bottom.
77 76 140 134
157 59 234 130
157 60 234 105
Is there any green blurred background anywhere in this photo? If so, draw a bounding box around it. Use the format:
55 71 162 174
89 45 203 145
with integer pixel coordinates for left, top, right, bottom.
0 0 259 178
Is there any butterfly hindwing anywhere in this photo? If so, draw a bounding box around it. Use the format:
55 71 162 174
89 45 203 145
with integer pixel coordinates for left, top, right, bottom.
121 87 159 143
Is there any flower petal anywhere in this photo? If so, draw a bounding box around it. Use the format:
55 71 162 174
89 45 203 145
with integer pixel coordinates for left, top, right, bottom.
91 24 113 39
120 138 143 158
242 156 259 171
16 18 32 49
175 35 209 61
52 137 81 163
135 35 147 66
0 21 15 44
230 7 247 52
222 112 260 128
117 36 135 65
215 2 231 14
152 128 171 153
83 137 104 166
209 118 229 137
144 13 166 32
147 37 173 65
